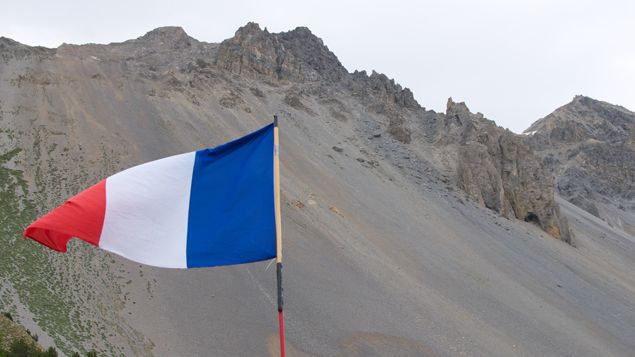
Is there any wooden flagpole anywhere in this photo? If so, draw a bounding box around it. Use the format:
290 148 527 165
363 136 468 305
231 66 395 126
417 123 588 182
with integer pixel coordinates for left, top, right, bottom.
273 115 285 357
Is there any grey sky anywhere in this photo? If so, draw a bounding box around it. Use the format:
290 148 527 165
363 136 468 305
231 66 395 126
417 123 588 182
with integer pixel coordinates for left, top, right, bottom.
2 0 633 132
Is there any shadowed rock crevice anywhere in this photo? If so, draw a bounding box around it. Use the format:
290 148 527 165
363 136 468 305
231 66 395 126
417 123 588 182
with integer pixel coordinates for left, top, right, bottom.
525 212 540 224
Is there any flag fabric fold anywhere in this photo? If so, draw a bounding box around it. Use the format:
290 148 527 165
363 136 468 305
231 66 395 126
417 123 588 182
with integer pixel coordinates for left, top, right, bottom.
24 124 276 268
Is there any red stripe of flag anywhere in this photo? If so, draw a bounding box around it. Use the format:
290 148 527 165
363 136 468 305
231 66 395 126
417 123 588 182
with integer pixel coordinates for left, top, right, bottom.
24 180 107 252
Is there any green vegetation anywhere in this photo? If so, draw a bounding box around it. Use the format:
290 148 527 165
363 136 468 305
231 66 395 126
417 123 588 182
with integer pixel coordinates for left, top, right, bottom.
72 351 97 357
0 147 82 354
0 312 52 356
0 340 58 357
0 312 98 357
0 120 136 355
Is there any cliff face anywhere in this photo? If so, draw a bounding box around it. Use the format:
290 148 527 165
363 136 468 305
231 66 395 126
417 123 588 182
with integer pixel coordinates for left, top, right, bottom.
525 96 635 234
423 99 573 243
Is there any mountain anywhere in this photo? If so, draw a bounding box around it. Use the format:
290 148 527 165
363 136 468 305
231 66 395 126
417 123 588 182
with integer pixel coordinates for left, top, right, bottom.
1 23 634 356
525 95 635 235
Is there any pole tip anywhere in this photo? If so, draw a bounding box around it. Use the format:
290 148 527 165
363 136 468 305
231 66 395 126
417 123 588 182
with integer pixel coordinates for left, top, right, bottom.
273 115 278 127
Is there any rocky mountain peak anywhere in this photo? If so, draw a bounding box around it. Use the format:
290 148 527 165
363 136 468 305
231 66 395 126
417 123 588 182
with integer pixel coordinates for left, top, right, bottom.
0 37 54 62
285 26 314 38
446 97 469 112
446 97 473 125
525 95 635 146
525 96 635 227
0 36 21 47
216 22 347 82
571 94 593 104
231 22 265 41
564 95 634 126
136 26 193 48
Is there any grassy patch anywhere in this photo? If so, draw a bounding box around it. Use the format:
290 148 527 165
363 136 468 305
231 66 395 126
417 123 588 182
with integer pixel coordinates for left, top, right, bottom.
0 147 82 354
0 313 40 352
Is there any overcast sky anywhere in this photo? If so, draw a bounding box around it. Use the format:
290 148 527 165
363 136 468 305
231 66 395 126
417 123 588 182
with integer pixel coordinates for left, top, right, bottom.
1 0 633 132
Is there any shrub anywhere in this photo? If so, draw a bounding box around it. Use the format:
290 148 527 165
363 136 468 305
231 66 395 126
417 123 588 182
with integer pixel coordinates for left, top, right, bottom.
2 312 13 321
0 340 59 357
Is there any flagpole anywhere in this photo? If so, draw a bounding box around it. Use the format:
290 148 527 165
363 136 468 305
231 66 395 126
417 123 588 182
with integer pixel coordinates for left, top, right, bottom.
273 115 286 357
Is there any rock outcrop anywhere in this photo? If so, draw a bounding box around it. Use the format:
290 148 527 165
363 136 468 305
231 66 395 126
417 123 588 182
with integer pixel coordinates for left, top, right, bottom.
428 99 573 243
346 70 420 143
216 22 347 82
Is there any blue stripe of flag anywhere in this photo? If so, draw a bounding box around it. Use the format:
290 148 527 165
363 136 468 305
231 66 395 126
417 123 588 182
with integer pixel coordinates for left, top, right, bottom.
186 124 276 268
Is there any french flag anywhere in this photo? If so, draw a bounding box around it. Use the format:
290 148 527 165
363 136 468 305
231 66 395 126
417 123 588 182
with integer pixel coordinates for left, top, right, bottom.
24 124 277 268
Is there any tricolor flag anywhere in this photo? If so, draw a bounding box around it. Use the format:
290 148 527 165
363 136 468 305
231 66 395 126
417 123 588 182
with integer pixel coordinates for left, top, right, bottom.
24 123 276 268
24 119 286 356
